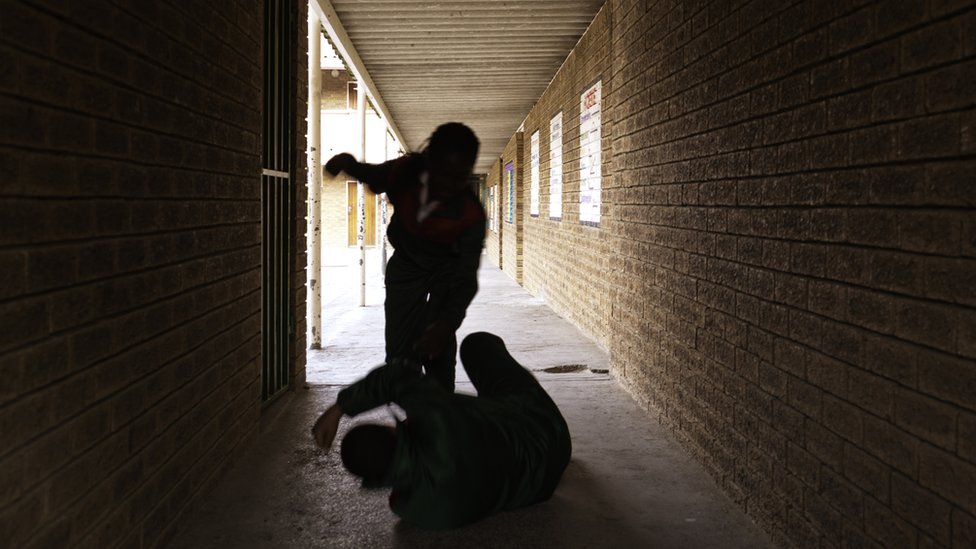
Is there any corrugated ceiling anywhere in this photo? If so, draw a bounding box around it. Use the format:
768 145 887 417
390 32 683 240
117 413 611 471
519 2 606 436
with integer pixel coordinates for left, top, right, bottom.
328 0 606 173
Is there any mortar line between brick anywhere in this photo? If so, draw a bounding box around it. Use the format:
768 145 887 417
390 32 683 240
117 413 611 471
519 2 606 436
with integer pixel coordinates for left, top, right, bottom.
16 0 260 113
617 222 974 261
2 240 262 305
132 365 263 545
0 260 261 362
612 199 976 213
0 297 263 467
633 5 976 110
649 259 975 353
611 48 976 145
0 194 262 204
0 89 261 164
0 220 262 255
12 332 262 546
111 0 263 67
612 95 976 153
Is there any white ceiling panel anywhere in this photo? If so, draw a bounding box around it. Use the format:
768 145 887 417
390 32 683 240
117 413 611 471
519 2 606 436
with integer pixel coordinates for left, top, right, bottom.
327 0 606 173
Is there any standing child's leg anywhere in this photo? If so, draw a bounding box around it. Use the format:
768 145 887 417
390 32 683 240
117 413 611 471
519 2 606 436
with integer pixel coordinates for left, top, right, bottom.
383 253 427 365
424 333 457 391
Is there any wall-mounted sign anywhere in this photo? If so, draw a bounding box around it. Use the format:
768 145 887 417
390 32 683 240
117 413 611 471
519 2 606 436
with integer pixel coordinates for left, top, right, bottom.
504 161 515 224
549 112 562 220
530 130 540 217
579 79 601 226
487 184 496 232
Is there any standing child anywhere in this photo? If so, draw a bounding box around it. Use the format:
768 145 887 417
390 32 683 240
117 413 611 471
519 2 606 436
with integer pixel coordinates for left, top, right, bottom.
325 122 486 391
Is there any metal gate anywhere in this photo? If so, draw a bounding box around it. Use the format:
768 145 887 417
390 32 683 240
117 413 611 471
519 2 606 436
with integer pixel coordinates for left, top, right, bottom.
262 0 292 404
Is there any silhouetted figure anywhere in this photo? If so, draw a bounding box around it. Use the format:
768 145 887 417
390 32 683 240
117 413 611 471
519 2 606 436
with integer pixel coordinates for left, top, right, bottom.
325 123 486 392
311 332 572 529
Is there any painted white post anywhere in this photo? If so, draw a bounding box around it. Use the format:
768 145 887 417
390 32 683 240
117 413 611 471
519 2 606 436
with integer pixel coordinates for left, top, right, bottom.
307 12 322 349
380 129 389 274
380 196 388 274
357 80 366 307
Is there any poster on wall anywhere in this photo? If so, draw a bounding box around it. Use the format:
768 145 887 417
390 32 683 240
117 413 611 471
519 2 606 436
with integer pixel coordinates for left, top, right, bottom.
487 184 496 232
504 161 515 224
493 184 499 230
579 79 601 226
530 130 540 217
549 112 562 220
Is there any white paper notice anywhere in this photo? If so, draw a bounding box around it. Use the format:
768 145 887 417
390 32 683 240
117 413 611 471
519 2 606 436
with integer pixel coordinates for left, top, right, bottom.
530 130 540 217
549 112 562 219
579 80 601 225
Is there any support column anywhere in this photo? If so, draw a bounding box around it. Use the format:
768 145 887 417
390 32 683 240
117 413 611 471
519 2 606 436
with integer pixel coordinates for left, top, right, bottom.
357 80 366 307
306 12 322 349
380 129 389 274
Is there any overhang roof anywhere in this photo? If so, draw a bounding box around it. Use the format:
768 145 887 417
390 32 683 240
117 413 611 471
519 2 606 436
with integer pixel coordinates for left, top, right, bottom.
317 0 606 173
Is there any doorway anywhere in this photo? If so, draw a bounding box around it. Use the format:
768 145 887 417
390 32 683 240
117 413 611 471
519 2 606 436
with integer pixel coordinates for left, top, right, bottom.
347 181 377 247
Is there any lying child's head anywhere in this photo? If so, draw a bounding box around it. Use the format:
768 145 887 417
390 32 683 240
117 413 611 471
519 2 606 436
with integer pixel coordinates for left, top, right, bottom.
340 423 397 487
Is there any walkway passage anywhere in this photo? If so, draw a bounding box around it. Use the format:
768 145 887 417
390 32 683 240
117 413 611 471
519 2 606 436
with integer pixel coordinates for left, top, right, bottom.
166 249 772 548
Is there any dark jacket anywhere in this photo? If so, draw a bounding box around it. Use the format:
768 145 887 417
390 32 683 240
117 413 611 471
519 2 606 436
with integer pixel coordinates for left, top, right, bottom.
337 364 572 529
347 153 486 331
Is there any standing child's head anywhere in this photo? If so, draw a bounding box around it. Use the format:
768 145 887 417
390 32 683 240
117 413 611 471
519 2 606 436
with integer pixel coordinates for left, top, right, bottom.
424 122 479 200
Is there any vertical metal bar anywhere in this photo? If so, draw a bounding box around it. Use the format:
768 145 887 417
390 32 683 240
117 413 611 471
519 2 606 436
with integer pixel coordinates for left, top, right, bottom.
269 176 275 400
280 0 286 172
276 177 282 391
285 0 292 171
280 179 286 391
274 0 280 172
262 0 269 400
277 177 283 390
278 0 283 390
271 181 277 397
272 178 278 396
280 180 286 391
283 174 291 385
282 0 292 389
260 0 293 403
272 177 279 395
262 1 270 402
278 0 286 172
262 176 269 400
263 1 269 168
270 0 277 171
284 0 292 393
279 0 286 173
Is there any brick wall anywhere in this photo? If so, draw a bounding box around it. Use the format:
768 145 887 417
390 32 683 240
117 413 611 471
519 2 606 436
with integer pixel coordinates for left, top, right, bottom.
320 76 353 249
502 0 976 546
320 69 355 111
321 172 350 248
319 173 389 250
0 1 307 548
604 0 976 547
320 80 352 249
520 5 613 349
318 80 390 250
501 132 525 283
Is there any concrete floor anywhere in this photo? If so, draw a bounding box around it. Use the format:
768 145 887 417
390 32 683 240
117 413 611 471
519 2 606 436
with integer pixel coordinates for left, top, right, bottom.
165 248 773 548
